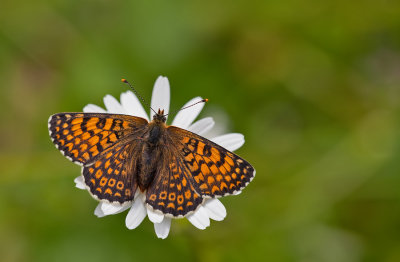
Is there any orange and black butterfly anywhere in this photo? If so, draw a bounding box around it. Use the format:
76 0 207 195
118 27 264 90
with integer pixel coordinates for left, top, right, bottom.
48 91 255 217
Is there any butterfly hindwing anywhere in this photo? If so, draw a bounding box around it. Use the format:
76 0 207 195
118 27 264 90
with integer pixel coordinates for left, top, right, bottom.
145 152 203 217
167 126 255 198
82 142 140 203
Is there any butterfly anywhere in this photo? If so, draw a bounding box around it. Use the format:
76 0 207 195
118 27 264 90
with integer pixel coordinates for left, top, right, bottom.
48 105 255 217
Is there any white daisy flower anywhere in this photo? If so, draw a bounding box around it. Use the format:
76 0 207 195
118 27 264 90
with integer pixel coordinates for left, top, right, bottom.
74 76 246 239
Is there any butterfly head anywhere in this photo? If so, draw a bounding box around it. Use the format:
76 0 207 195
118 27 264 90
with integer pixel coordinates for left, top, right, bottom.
153 109 167 123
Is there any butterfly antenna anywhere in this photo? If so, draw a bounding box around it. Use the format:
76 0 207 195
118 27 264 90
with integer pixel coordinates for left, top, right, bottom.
164 98 208 117
121 78 157 115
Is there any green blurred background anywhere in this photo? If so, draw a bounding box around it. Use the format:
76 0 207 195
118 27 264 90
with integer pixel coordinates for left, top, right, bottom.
1 1 400 261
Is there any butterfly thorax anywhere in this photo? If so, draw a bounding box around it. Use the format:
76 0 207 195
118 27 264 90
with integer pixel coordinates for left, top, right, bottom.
137 111 167 191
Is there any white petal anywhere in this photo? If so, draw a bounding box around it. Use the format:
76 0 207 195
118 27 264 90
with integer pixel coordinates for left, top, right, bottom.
171 97 204 129
103 95 126 114
125 199 147 229
95 202 130 217
154 217 172 239
151 76 170 119
187 117 215 136
74 176 86 190
187 206 210 230
83 104 106 113
147 208 164 223
211 133 245 151
204 199 226 221
101 202 126 215
94 203 105 217
120 91 149 121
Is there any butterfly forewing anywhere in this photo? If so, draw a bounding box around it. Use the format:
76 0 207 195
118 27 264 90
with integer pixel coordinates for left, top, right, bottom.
167 126 255 198
48 113 147 165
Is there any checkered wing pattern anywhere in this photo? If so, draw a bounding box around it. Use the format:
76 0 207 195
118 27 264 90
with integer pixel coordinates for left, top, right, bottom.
48 113 147 165
82 141 141 203
145 151 203 217
167 126 255 198
48 113 148 203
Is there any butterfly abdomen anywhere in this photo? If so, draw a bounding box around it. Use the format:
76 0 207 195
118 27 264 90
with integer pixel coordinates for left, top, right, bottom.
137 121 166 191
